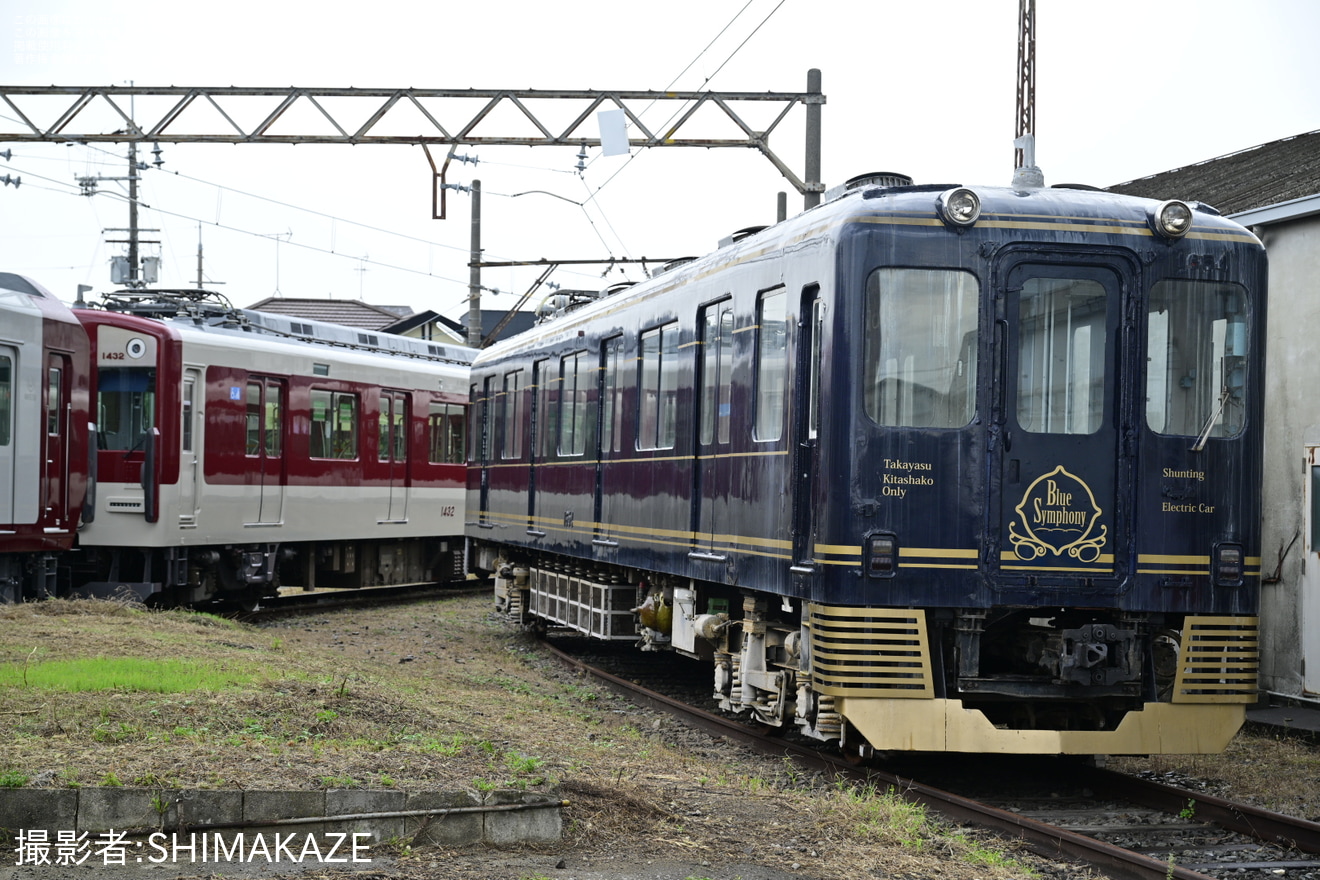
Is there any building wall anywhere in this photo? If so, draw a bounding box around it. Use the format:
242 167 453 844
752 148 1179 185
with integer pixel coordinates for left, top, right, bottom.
1257 213 1320 698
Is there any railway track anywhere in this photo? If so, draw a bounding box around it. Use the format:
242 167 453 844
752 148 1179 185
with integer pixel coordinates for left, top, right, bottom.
537 633 1320 880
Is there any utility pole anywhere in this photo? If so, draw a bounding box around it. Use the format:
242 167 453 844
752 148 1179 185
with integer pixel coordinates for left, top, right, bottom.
93 142 163 288
467 180 482 347
127 141 140 286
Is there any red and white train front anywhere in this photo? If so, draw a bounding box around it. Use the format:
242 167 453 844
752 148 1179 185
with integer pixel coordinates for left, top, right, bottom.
73 301 470 606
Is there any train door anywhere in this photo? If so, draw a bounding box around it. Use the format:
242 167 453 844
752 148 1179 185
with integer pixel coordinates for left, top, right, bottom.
989 259 1128 586
792 289 822 567
178 369 201 526
1302 446 1320 696
244 378 285 525
378 390 410 523
0 346 14 525
692 299 734 560
593 336 624 546
41 354 71 529
476 377 493 526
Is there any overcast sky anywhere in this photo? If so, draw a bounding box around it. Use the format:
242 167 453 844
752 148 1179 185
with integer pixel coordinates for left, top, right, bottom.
3 0 1318 320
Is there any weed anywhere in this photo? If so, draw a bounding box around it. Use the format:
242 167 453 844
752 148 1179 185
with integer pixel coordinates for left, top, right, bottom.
1179 799 1197 820
314 708 340 724
101 772 123 787
473 778 497 792
319 774 360 789
0 770 28 788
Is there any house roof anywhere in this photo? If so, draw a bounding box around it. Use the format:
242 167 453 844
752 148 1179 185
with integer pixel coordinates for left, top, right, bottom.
245 297 413 330
1106 129 1320 216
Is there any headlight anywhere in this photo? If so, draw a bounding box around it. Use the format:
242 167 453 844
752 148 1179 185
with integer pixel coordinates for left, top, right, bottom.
937 188 981 227
1150 200 1194 240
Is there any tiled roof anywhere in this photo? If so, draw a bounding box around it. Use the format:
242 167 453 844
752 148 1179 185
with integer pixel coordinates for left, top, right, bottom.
1106 129 1320 215
245 297 413 331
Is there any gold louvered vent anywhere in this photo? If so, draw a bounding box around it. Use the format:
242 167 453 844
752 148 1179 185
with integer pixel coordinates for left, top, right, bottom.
807 605 934 698
1171 616 1259 704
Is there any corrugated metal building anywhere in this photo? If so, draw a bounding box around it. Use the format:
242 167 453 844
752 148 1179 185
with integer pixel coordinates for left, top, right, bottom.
1110 129 1320 703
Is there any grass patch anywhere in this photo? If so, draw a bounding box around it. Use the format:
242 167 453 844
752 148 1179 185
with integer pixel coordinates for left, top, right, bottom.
1 656 259 692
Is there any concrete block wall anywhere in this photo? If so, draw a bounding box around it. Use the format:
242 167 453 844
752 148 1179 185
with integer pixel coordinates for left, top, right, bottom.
0 787 563 850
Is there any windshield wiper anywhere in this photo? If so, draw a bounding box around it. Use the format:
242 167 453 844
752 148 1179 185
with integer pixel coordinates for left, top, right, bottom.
1190 386 1231 453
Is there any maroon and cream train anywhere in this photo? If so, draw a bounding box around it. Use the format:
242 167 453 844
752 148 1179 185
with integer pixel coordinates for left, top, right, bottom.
0 274 471 606
0 273 93 600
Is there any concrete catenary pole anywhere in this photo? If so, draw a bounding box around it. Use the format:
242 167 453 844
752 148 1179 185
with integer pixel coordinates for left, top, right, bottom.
804 69 822 211
467 179 482 347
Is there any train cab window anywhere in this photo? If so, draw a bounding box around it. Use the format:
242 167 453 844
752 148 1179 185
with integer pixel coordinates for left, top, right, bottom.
501 370 524 460
1146 281 1248 439
755 289 787 441
558 352 590 456
1016 278 1106 435
638 323 678 450
700 302 733 446
97 367 156 452
310 390 358 459
0 354 10 446
863 269 978 429
428 402 466 464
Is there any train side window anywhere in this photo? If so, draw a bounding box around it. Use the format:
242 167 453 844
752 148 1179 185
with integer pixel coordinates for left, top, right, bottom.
246 383 262 455
428 402 466 464
1145 280 1248 438
700 302 733 446
310 389 358 459
638 323 678 450
264 385 283 457
863 269 978 429
47 367 62 435
377 392 408 463
181 377 195 453
601 336 624 454
0 354 10 446
755 288 787 441
533 358 556 460
559 351 590 456
502 370 524 460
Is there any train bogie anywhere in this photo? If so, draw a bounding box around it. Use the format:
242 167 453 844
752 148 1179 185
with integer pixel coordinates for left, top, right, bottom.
469 177 1267 755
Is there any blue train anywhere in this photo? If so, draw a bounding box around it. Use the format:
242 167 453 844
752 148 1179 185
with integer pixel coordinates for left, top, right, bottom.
466 172 1266 755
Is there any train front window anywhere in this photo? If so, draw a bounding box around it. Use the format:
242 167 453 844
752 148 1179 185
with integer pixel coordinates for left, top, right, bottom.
1146 281 1248 439
1016 278 1107 435
863 268 978 429
97 367 156 452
